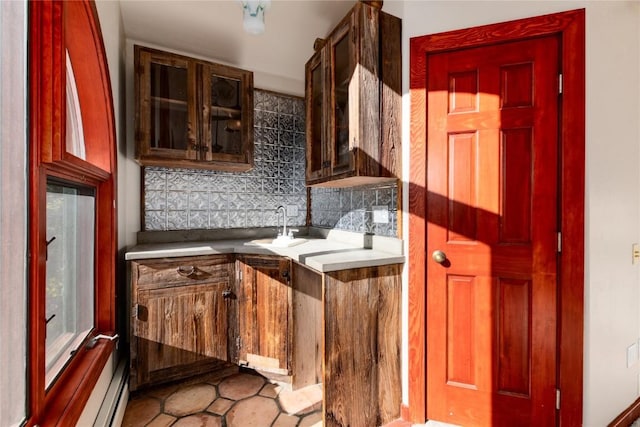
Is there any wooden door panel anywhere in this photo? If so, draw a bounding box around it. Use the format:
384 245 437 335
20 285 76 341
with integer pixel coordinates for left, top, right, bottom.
447 132 478 242
255 262 289 368
449 70 478 113
445 274 478 388
134 281 230 388
496 278 531 397
237 256 291 374
426 35 559 426
500 128 533 244
138 283 228 361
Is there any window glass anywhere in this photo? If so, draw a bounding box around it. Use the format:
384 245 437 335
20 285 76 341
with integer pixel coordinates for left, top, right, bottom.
65 50 86 159
0 0 28 424
45 179 95 387
333 32 350 167
150 62 189 150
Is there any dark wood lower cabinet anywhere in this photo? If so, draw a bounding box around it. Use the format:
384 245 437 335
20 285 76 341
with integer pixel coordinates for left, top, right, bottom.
129 253 402 426
324 264 402 427
129 255 237 391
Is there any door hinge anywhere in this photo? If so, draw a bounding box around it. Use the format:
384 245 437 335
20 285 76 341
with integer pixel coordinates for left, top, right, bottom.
236 269 243 282
556 388 561 410
557 232 562 253
558 73 563 94
132 303 139 319
236 336 242 351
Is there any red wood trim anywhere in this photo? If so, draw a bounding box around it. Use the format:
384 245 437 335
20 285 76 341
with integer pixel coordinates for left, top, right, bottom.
608 397 640 427
557 10 586 427
64 0 117 173
28 1 63 419
41 341 116 427
400 403 411 422
96 177 117 332
408 8 585 425
407 33 428 423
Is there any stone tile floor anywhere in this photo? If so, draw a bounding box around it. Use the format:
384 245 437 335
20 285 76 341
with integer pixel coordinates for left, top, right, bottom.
122 369 323 427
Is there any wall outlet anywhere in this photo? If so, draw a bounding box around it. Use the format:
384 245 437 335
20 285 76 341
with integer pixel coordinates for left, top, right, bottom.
373 205 389 224
628 342 638 368
286 205 298 217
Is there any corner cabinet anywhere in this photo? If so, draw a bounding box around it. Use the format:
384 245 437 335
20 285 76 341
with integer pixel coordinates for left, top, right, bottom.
305 1 401 187
135 46 254 172
129 255 237 391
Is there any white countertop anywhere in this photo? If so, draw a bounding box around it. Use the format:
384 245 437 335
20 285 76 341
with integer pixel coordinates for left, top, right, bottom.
125 232 404 273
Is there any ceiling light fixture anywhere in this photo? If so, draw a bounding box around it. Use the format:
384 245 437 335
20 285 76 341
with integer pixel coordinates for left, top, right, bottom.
239 0 271 35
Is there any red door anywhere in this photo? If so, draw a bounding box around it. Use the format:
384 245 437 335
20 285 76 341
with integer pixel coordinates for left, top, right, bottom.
425 36 560 426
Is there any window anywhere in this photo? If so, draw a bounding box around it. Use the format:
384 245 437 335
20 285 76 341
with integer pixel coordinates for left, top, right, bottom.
27 1 117 424
45 179 96 387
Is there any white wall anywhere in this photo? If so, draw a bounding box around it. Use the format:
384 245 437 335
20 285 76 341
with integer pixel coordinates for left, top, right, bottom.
399 1 640 426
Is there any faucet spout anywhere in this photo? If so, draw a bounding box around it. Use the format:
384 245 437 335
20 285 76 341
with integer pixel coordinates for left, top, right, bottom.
275 205 287 238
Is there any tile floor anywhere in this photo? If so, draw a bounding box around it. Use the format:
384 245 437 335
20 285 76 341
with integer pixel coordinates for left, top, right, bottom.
121 369 413 427
121 369 323 427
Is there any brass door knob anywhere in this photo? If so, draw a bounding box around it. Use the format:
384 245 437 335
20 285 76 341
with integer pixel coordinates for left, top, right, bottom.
432 250 447 264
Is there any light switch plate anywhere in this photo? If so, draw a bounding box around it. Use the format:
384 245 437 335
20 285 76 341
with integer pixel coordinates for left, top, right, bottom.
373 205 389 224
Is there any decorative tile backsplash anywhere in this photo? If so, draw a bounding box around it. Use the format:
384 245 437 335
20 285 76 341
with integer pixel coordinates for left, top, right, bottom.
143 90 307 231
309 183 397 237
143 89 398 237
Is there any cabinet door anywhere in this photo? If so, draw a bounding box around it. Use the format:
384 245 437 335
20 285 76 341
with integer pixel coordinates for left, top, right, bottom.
237 256 291 375
135 47 198 162
328 13 357 176
201 63 254 171
305 48 329 183
130 255 235 391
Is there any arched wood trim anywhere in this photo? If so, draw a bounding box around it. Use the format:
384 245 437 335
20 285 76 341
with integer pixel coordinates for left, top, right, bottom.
408 9 585 426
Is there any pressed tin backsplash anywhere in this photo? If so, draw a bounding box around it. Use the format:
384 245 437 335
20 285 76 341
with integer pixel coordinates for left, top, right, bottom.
143 89 397 237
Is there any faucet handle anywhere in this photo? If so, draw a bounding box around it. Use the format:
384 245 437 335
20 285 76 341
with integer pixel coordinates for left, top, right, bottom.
287 229 299 238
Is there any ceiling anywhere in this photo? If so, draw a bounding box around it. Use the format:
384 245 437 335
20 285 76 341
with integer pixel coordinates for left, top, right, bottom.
119 0 358 94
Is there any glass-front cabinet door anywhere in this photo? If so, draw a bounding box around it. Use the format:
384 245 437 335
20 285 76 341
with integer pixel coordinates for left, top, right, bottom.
305 48 328 182
201 63 253 168
136 48 197 161
329 16 355 176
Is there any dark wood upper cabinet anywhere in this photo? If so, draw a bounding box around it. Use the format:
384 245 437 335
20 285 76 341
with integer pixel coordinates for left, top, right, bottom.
135 46 254 172
305 2 401 187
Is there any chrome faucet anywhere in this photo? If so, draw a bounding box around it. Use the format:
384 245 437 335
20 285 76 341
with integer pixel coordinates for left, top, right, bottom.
275 205 287 238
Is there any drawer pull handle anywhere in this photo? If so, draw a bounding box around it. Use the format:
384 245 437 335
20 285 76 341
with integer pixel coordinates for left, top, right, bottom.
177 266 196 277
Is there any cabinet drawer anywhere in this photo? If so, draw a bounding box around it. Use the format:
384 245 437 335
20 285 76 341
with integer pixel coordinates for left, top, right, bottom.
133 255 234 289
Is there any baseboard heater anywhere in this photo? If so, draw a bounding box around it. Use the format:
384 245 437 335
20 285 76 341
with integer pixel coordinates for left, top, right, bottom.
93 358 129 427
